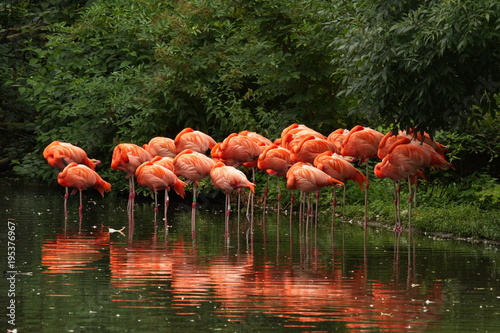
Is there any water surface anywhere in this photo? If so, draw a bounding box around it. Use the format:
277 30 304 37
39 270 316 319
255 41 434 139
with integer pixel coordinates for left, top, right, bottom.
1 179 498 332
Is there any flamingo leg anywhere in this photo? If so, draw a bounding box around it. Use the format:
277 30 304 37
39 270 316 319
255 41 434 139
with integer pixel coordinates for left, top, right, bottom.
395 181 402 233
79 189 83 217
192 182 197 239
154 190 159 212
153 190 158 224
315 190 319 227
225 190 231 243
342 185 346 218
289 190 294 244
164 189 170 231
64 187 69 215
238 188 242 235
408 177 412 233
364 162 369 228
332 187 337 237
277 177 281 235
262 174 269 221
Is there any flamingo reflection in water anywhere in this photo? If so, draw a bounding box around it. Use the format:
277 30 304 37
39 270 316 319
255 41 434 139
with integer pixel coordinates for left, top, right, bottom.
41 229 110 275
106 236 443 329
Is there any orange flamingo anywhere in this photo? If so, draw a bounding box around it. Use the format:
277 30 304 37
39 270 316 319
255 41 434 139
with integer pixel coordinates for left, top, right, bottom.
374 156 425 230
218 133 263 166
111 143 152 219
257 144 293 227
286 162 344 225
210 162 255 243
290 135 338 164
280 124 325 151
218 132 264 228
327 128 349 153
43 141 100 213
341 125 384 227
174 128 217 154
143 136 177 158
151 156 174 171
376 137 452 231
57 162 111 215
136 160 186 228
173 149 216 237
314 151 368 228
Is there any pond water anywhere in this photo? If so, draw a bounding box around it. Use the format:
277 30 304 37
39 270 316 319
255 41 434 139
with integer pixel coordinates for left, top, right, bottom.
1 179 499 332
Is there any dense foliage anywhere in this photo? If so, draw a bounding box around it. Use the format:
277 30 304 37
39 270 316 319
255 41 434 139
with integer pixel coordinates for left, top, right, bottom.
329 0 500 136
1 0 498 191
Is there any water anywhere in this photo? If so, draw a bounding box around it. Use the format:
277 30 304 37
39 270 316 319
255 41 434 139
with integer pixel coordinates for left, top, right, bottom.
1 179 499 332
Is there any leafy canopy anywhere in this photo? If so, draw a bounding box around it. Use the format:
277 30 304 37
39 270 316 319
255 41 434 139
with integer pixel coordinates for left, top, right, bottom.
329 0 500 136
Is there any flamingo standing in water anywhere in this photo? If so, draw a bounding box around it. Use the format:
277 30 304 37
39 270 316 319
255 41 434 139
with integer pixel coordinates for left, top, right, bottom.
257 144 293 225
217 132 263 229
57 162 111 216
43 140 100 214
210 162 255 244
314 151 368 229
375 137 452 231
136 159 186 229
341 125 384 227
111 143 152 219
173 149 216 237
286 162 344 227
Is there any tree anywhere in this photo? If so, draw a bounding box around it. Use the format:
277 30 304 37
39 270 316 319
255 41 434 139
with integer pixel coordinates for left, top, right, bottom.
328 0 500 136
9 0 346 183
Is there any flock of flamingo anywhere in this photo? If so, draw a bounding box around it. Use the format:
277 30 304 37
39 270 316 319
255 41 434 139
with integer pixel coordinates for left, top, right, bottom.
43 123 452 238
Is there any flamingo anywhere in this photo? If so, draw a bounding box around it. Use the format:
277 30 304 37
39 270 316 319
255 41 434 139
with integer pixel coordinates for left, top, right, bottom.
57 162 111 216
218 132 264 228
173 149 216 237
174 128 217 154
111 143 152 219
314 151 368 229
374 157 425 231
257 144 293 227
286 162 344 227
375 137 452 231
280 124 325 151
340 125 384 227
327 128 350 153
143 136 177 158
43 141 100 213
136 160 186 229
210 162 255 243
290 135 338 164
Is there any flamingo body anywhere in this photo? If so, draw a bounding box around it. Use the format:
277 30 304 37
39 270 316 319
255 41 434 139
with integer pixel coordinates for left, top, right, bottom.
257 144 293 176
57 163 111 197
174 128 216 154
143 137 176 158
341 125 384 163
111 143 152 176
136 162 186 198
219 133 263 166
44 141 97 171
286 162 344 193
314 151 368 190
173 149 216 182
290 135 338 164
210 162 255 193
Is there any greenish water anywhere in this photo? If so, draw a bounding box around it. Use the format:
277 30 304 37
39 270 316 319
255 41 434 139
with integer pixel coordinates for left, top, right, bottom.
0 179 499 332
